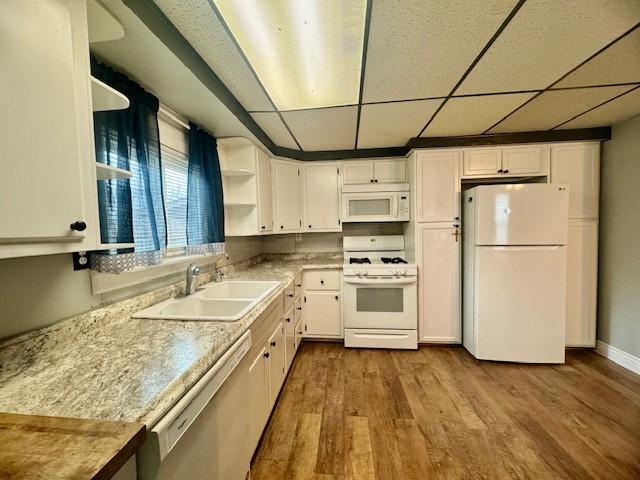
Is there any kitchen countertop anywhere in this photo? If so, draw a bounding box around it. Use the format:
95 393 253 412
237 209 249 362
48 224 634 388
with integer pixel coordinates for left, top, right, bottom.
0 257 342 427
0 412 145 480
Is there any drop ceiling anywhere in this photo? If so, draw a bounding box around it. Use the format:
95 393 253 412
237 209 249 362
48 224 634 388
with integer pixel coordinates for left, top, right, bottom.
143 0 640 153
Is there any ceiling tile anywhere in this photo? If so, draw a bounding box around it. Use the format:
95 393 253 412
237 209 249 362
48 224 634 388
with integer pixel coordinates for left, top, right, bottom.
422 93 536 137
557 87 640 129
489 85 634 133
154 0 274 111
250 113 299 150
458 0 640 95
282 107 357 151
363 1 516 102
554 28 640 89
358 100 442 148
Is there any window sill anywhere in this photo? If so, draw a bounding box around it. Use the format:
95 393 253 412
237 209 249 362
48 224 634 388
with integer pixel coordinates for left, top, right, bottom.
90 252 220 295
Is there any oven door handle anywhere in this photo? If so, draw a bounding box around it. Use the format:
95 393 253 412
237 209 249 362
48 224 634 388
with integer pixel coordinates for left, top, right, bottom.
344 277 417 285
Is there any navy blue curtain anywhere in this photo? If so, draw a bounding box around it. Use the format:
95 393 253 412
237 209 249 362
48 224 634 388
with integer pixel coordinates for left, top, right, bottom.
187 123 225 245
92 56 166 253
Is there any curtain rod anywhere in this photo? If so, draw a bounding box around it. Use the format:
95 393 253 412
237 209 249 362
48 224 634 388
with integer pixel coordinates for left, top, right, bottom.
159 105 190 130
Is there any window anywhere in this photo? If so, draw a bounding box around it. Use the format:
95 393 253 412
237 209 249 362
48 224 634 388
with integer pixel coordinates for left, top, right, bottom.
159 111 190 253
162 145 188 249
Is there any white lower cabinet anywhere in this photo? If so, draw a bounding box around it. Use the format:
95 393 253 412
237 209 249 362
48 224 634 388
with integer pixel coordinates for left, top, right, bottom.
566 219 598 347
304 292 342 337
417 223 461 343
267 321 286 407
248 346 270 449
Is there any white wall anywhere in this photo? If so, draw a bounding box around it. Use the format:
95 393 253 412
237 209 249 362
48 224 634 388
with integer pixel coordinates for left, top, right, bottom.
598 115 640 358
0 236 261 340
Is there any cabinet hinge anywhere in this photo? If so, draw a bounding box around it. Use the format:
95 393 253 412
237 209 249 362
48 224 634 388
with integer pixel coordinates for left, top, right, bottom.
304 324 307 331
299 219 302 227
337 167 340 175
338 219 341 225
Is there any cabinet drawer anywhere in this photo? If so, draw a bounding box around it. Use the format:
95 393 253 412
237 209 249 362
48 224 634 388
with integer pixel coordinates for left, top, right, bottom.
305 270 340 290
294 272 303 299
284 281 295 312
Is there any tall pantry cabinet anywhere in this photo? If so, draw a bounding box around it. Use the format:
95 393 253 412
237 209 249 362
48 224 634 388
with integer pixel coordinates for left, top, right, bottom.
410 150 462 343
550 142 600 347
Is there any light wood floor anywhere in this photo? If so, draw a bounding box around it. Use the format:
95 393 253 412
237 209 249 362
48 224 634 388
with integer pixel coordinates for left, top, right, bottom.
251 342 640 480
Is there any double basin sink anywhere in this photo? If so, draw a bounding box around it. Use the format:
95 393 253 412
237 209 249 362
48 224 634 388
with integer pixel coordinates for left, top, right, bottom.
133 281 280 321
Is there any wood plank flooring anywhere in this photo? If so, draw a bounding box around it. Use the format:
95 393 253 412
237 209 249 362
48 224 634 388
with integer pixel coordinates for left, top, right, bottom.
251 342 640 480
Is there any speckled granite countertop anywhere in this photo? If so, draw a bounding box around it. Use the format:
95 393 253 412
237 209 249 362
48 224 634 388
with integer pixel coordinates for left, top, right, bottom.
0 257 342 427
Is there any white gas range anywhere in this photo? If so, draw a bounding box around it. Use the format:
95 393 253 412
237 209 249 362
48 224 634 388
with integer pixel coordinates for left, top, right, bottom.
342 235 418 350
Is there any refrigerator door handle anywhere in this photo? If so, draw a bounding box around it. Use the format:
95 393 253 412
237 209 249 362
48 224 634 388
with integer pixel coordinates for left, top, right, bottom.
488 245 564 251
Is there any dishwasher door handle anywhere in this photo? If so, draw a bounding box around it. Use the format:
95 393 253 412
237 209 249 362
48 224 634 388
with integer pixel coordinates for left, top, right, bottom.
343 277 417 285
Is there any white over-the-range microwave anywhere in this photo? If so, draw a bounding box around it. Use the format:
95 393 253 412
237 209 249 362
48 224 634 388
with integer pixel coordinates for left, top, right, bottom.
341 183 410 222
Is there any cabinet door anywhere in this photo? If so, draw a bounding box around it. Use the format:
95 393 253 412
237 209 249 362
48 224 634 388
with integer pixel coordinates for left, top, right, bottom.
1 0 94 253
462 148 502 177
565 220 598 347
550 143 599 219
342 161 374 184
418 223 461 343
284 307 295 371
248 346 270 449
272 161 302 232
304 292 342 337
374 159 405 183
267 322 286 406
257 152 273 233
502 145 549 176
415 150 461 222
304 164 341 231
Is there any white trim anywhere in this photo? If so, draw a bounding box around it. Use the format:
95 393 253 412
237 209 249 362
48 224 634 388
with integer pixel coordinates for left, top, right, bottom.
596 340 640 375
91 253 219 294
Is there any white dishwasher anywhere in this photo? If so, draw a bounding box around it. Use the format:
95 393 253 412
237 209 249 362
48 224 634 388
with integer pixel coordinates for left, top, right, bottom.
138 330 251 480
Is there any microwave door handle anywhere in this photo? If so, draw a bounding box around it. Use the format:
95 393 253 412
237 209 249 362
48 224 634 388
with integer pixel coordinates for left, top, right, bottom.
344 277 416 285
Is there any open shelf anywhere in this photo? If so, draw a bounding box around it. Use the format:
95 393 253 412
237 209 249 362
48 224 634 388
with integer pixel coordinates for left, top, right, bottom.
97 243 135 250
221 169 255 177
91 76 129 112
96 162 132 180
224 202 256 207
87 0 125 43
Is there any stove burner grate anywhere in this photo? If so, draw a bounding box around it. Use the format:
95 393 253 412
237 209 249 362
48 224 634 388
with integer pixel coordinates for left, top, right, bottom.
349 257 372 264
381 257 408 264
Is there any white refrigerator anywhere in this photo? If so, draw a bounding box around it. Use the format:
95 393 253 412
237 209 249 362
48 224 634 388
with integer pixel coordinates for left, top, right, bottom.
463 184 569 363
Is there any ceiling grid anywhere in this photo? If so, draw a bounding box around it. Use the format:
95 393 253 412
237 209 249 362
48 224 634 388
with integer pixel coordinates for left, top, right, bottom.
139 0 640 157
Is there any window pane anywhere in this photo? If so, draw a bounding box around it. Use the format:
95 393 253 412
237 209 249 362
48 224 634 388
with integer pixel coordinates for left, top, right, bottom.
162 145 188 248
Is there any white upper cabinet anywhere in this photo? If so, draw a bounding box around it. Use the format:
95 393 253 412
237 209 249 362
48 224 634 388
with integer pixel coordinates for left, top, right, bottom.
373 159 406 183
219 138 272 236
462 145 549 178
303 163 341 232
256 151 273 233
1 0 97 259
342 161 374 184
463 148 502 177
415 149 461 223
501 145 549 176
550 143 600 219
342 159 405 184
272 160 302 233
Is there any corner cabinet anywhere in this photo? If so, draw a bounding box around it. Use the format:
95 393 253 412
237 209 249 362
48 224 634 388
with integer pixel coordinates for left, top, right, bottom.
1 0 98 259
272 160 302 233
303 163 341 232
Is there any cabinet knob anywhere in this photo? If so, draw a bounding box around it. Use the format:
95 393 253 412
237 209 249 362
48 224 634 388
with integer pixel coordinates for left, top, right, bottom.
271 341 277 347
70 221 87 232
286 317 291 323
503 169 510 174
334 295 339 300
280 225 284 229
320 279 324 284
370 179 374 183
454 216 460 220
308 225 312 228
261 225 266 230
264 352 270 358
296 306 302 311
497 169 503 173
296 283 302 287
287 293 294 298
374 179 379 183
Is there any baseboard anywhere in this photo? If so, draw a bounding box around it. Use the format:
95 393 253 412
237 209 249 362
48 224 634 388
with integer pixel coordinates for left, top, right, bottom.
596 341 640 375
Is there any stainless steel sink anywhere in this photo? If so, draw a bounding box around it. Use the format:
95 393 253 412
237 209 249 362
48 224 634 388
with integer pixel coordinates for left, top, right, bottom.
133 280 279 321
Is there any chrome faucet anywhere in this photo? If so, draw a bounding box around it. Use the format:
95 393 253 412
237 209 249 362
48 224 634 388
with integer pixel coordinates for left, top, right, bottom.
185 263 200 296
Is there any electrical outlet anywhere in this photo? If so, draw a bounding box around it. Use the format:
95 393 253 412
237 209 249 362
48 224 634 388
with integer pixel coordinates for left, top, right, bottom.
72 251 90 270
